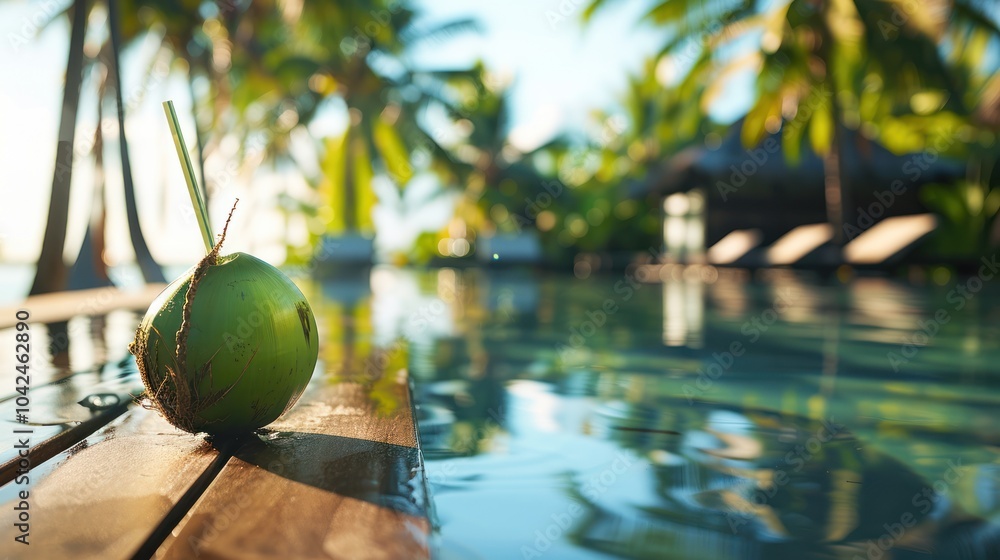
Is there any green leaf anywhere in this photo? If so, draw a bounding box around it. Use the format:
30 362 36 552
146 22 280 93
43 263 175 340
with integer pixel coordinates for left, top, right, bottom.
808 94 833 156
782 112 805 164
646 0 691 24
320 132 349 234
920 183 966 224
741 91 779 148
373 119 414 185
582 0 612 22
953 0 1000 41
352 136 376 232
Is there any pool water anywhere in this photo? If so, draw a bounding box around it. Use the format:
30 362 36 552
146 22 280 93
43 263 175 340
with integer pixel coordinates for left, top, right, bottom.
393 267 1000 560
5 264 999 559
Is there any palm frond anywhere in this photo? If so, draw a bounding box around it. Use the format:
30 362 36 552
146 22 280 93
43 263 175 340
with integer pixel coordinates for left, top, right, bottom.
400 18 481 45
582 0 615 22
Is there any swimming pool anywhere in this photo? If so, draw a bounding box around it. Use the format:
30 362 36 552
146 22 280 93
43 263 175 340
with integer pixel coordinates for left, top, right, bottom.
394 266 1000 560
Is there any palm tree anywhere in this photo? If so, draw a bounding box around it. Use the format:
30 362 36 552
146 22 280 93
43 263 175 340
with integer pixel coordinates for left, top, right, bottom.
108 0 165 283
68 65 112 290
34 0 481 278
427 66 578 248
31 0 167 295
586 0 1000 246
117 0 218 198
30 0 87 295
890 8 1000 257
241 1 483 243
113 0 480 247
574 58 713 254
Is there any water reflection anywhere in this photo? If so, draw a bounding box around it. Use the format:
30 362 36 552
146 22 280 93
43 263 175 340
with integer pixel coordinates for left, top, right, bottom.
374 267 1000 559
0 310 142 469
662 278 703 348
583 402 998 559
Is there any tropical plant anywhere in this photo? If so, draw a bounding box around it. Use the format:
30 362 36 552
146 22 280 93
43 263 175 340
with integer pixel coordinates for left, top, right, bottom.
440 60 705 262
428 66 582 261
32 0 173 295
32 0 482 286
31 0 163 294
920 178 1000 258
563 57 716 255
586 0 1000 246
873 2 1000 255
30 0 86 296
188 0 484 258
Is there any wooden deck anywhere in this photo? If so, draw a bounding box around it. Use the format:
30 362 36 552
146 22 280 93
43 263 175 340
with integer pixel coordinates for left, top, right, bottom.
0 289 430 559
0 285 168 330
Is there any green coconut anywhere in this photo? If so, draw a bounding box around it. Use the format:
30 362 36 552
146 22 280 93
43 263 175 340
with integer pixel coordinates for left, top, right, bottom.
129 212 318 435
134 100 318 435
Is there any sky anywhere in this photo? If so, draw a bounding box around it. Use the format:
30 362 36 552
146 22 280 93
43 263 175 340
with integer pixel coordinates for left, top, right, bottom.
0 0 755 268
409 0 664 140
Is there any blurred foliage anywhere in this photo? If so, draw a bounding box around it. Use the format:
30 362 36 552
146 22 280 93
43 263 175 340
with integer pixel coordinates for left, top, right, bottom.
76 0 484 262
563 58 718 254
53 0 1000 263
588 0 1000 251
74 0 711 264
587 0 999 158
921 163 1000 258
424 59 713 265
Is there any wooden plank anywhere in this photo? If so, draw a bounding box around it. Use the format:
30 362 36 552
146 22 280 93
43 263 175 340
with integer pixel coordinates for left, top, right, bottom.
0 285 167 329
0 408 222 559
0 311 144 397
0 374 139 484
0 397 128 486
0 287 160 473
154 366 432 560
0 284 157 472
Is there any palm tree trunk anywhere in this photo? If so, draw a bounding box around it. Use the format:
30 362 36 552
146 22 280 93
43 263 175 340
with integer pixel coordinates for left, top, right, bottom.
819 6 851 250
69 71 112 290
108 0 165 283
29 0 87 296
824 121 850 247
